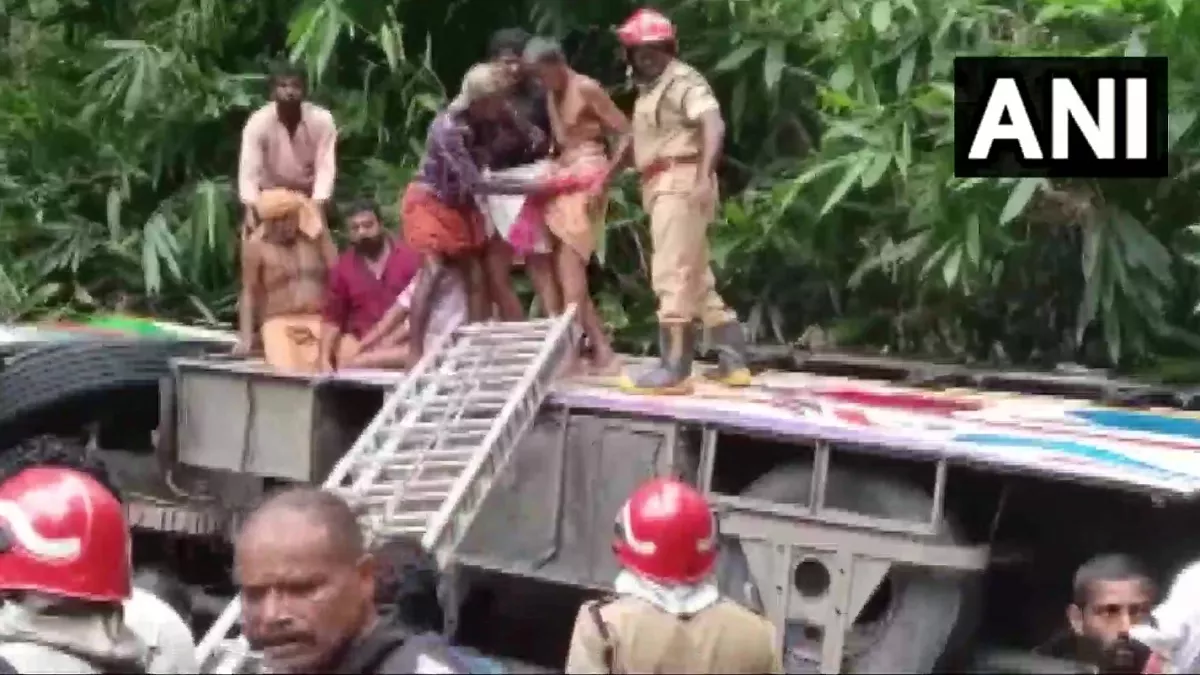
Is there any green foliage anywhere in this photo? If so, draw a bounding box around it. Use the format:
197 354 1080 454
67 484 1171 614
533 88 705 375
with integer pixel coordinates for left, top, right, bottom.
2 0 1200 370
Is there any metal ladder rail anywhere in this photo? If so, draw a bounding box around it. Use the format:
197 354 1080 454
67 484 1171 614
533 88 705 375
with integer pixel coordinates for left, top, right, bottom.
394 306 576 563
343 335 489 509
196 314 573 671
193 327 458 667
342 322 556 512
373 315 572 539
361 336 497 535
367 360 549 538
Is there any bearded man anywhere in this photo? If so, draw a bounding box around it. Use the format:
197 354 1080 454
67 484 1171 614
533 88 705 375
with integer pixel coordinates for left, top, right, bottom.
319 199 422 371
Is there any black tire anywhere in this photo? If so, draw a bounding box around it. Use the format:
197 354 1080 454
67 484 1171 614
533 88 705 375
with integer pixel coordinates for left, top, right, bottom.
716 463 980 673
0 340 211 448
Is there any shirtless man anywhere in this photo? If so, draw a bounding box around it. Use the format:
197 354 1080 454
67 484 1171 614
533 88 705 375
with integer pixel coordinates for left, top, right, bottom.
235 189 338 372
523 37 631 373
238 62 337 240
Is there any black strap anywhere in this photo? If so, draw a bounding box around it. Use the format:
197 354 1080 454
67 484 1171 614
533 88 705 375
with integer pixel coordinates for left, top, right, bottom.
587 598 618 674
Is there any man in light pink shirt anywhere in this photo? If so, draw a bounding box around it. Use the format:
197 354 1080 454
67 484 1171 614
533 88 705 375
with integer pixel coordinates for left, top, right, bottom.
238 62 338 239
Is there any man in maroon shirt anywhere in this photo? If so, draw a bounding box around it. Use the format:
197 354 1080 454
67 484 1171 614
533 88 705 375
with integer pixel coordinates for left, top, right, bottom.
319 199 421 371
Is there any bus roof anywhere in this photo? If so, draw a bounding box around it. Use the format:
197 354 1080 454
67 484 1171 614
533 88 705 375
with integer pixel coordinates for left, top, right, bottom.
552 368 1200 498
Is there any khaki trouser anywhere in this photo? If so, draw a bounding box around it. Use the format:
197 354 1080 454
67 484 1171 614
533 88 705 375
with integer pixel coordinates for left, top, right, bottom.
642 164 738 326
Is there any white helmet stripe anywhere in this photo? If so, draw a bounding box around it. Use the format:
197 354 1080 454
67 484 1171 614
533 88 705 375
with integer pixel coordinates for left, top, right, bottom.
0 500 81 561
621 501 657 556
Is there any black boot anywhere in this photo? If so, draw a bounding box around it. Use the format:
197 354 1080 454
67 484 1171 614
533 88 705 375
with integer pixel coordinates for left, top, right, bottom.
620 322 696 395
704 321 752 387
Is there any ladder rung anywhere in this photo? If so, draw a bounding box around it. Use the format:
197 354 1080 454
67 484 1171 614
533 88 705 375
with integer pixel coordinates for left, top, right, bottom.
425 392 510 405
387 428 487 443
379 469 468 483
377 471 463 486
353 494 447 511
377 523 428 537
403 420 493 434
362 482 454 500
381 458 470 472
385 509 437 523
456 318 557 334
435 368 527 381
387 445 480 458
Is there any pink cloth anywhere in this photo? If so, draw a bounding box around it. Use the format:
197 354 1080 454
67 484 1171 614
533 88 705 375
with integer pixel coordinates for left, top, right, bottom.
508 199 547 254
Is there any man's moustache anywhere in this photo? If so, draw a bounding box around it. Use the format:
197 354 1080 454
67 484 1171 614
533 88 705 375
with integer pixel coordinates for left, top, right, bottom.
248 632 314 649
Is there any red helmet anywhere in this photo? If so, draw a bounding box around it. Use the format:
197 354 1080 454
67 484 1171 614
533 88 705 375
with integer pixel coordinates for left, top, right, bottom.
617 9 677 48
613 477 717 584
0 467 131 602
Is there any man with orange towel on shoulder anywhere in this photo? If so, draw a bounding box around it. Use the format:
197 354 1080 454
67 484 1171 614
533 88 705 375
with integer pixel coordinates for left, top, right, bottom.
234 188 343 373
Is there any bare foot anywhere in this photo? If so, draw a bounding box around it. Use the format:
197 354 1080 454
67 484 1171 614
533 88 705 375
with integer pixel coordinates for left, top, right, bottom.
587 350 623 376
558 349 589 377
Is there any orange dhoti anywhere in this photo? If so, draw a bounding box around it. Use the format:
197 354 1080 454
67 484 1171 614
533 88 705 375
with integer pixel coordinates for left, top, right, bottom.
542 143 610 261
401 183 486 258
261 314 358 373
260 314 323 373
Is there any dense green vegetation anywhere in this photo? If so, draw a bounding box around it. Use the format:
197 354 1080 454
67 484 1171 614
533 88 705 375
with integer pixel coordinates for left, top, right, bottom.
2 0 1199 372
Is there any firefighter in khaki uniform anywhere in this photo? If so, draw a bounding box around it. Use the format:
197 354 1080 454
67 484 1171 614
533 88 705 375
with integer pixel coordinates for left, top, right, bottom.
616 8 752 396
565 478 783 674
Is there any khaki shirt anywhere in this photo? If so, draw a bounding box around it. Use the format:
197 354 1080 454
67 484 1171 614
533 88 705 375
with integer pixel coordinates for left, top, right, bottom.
238 102 338 205
631 60 721 172
565 597 784 674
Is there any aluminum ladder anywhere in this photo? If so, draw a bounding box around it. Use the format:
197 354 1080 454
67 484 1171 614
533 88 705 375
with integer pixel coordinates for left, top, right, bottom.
194 307 578 673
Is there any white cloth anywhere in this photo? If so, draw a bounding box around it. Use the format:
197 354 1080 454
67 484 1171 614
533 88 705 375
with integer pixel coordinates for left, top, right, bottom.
397 268 468 355
613 570 721 617
477 161 553 254
123 588 200 673
0 595 148 673
1131 561 1200 674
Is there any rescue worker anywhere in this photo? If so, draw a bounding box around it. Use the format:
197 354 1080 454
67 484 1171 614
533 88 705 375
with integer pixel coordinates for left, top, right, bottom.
0 466 148 673
616 8 752 396
565 477 783 674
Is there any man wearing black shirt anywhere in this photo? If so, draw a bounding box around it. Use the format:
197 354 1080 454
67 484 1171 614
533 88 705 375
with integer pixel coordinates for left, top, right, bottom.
473 28 564 322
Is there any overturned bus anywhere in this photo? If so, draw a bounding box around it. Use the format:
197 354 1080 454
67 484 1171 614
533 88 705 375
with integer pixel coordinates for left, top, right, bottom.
1 314 1198 673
